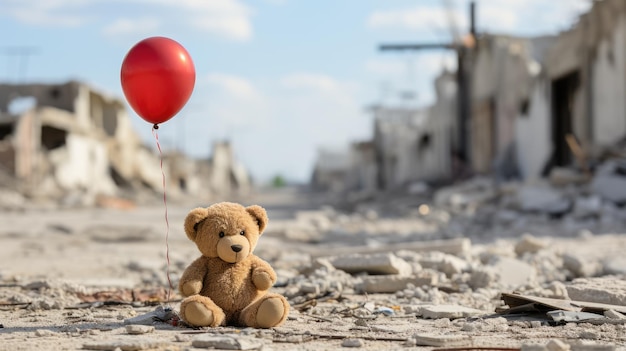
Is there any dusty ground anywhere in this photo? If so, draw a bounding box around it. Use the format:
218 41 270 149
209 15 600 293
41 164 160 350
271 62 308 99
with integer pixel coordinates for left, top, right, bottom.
1 186 625 351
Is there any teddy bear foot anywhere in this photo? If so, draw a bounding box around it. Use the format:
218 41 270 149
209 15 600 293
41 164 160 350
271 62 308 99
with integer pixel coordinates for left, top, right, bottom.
180 297 225 327
256 296 289 328
184 301 214 327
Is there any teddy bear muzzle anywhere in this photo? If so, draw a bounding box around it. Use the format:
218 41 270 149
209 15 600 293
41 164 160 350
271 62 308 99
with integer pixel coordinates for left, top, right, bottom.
216 235 250 263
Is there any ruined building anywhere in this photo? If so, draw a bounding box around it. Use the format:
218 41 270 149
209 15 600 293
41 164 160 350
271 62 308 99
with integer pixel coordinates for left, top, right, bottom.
0 81 250 205
319 0 626 194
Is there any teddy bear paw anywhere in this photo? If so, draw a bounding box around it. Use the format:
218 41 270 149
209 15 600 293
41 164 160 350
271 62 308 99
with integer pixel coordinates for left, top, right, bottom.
256 297 288 328
184 301 215 327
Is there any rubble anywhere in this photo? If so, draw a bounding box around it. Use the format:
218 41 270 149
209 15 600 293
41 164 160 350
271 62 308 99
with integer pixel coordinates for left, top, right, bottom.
191 334 264 350
328 253 412 275
418 304 484 319
566 278 626 306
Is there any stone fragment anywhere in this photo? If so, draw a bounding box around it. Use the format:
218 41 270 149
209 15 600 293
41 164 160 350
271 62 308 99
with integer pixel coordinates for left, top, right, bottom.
419 252 469 277
515 234 547 255
579 331 600 340
125 325 154 335
591 161 626 204
488 257 536 287
468 268 495 289
412 333 470 347
341 338 364 348
603 256 626 275
547 310 605 323
330 253 412 276
562 254 601 278
311 238 471 257
419 305 484 319
123 306 175 325
604 310 626 320
83 338 161 350
517 185 571 214
573 196 602 218
566 278 626 305
358 272 438 294
521 345 548 351
549 167 587 187
35 329 57 337
191 334 263 350
546 339 571 351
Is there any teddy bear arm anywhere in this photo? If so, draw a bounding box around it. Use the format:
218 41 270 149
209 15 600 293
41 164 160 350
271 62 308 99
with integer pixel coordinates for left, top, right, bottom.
179 259 208 297
251 259 278 291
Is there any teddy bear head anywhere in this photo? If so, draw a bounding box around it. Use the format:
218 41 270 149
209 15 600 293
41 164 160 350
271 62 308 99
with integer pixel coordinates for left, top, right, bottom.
183 202 268 263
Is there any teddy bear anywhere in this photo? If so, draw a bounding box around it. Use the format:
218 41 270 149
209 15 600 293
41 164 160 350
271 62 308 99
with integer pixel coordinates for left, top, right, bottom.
178 202 290 328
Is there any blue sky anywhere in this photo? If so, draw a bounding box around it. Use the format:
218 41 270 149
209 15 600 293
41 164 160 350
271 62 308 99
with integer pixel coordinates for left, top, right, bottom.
2 0 590 183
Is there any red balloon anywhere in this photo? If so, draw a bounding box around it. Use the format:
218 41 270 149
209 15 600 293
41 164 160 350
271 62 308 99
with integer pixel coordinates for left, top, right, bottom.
120 37 196 126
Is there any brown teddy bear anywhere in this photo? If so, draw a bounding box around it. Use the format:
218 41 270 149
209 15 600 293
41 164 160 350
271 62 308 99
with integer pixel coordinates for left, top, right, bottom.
178 202 290 328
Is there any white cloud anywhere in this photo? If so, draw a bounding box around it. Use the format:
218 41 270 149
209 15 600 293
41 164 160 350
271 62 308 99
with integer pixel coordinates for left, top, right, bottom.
144 0 253 41
102 18 160 37
1 0 88 27
2 0 253 41
368 0 593 37
207 73 261 101
194 72 367 182
368 6 467 37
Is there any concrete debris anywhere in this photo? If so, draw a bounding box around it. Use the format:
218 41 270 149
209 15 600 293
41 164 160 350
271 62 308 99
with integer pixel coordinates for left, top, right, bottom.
488 256 536 288
82 338 162 351
591 161 626 204
358 271 439 294
341 338 365 348
191 334 264 350
603 310 626 320
515 234 548 256
602 256 626 275
123 306 176 325
517 184 571 215
547 310 605 323
418 252 470 277
412 333 470 347
418 304 484 319
566 278 626 306
310 238 471 257
329 252 412 275
35 329 57 337
562 254 601 278
125 325 154 335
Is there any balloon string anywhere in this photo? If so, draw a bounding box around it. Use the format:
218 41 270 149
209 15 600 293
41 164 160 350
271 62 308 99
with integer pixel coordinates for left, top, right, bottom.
152 126 173 305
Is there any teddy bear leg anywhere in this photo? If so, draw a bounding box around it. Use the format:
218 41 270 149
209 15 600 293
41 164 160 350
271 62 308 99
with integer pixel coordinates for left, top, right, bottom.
180 295 225 327
239 293 289 328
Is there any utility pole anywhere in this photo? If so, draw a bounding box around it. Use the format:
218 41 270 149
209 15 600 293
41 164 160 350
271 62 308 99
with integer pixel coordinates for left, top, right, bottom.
379 1 477 166
1 46 40 82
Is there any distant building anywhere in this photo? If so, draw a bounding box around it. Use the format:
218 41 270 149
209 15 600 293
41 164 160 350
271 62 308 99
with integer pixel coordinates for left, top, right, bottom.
326 0 626 194
311 148 351 193
0 81 250 204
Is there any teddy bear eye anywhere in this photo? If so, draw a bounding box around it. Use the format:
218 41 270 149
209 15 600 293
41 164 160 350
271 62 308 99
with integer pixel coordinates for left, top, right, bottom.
219 231 225 238
240 231 245 236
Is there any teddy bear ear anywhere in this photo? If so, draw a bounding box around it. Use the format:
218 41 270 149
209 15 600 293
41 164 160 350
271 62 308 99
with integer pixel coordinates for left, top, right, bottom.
246 205 268 233
184 207 209 241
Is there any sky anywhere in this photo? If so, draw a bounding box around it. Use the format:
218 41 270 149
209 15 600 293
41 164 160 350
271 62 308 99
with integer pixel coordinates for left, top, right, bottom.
1 0 592 184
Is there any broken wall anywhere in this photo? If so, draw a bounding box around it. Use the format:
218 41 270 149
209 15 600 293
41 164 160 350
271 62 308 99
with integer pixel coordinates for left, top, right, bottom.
515 80 552 180
591 14 626 146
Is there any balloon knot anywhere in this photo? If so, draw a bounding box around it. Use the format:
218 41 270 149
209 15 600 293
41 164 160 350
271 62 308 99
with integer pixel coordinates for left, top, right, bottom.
153 124 159 130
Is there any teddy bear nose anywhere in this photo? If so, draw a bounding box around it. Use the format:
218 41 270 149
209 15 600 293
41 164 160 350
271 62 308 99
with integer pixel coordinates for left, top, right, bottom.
231 245 243 253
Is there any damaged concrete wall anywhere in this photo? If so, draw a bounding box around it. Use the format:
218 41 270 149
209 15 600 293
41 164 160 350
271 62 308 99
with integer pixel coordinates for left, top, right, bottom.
515 79 552 180
208 141 250 196
311 148 351 193
591 14 626 146
373 107 428 189
345 141 377 194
